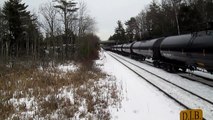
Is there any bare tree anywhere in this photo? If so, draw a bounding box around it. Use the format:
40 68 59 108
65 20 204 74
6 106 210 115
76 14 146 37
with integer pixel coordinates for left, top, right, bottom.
68 13 78 35
54 0 78 59
40 2 59 59
136 10 147 39
78 1 87 35
40 2 58 37
78 1 96 35
81 16 96 34
170 0 181 35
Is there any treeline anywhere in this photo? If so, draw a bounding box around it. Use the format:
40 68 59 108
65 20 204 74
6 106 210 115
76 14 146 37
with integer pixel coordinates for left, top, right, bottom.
0 0 99 67
109 0 213 43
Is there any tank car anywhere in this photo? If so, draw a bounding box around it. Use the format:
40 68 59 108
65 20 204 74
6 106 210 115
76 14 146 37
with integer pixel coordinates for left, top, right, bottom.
187 31 213 73
114 44 123 54
122 43 133 56
160 31 213 72
131 41 146 60
160 34 192 71
108 31 213 73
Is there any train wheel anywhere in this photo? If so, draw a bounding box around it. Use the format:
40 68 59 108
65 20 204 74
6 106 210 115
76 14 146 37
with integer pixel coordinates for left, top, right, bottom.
170 65 175 73
166 65 176 73
170 66 179 72
140 57 145 61
142 58 145 61
174 67 179 72
153 61 160 68
166 65 171 72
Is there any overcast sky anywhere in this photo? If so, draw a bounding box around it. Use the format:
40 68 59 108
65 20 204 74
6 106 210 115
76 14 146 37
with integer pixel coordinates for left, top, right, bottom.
0 0 152 40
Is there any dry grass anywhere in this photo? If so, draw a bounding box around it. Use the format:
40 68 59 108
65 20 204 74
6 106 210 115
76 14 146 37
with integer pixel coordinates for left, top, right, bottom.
0 63 122 119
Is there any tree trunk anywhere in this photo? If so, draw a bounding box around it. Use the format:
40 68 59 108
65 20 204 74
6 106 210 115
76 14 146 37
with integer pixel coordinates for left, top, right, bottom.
26 34 29 56
174 8 180 35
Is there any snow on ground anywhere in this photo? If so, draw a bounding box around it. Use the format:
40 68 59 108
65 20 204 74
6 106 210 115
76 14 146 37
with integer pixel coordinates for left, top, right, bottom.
9 97 38 119
111 52 213 102
187 70 213 80
108 51 213 119
5 55 122 119
6 50 212 119
98 50 183 120
58 63 78 72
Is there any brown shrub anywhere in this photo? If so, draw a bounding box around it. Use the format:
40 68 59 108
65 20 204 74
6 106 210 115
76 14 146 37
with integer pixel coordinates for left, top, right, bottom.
75 33 100 69
0 63 121 119
0 102 14 119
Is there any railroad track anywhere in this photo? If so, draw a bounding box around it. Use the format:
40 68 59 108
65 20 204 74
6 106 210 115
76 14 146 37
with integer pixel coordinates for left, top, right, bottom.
178 73 213 88
142 60 213 88
108 51 213 120
124 54 213 88
185 71 213 82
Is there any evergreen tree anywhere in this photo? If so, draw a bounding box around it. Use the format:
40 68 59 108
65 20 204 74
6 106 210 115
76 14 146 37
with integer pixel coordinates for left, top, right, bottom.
178 3 202 33
125 17 139 41
1 0 42 65
2 0 30 57
110 0 213 41
160 0 177 36
115 20 126 43
0 6 9 60
108 20 126 44
206 0 213 23
146 1 163 38
0 7 3 57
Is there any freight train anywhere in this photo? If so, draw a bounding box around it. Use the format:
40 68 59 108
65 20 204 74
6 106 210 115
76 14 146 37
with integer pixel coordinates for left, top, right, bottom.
108 31 213 73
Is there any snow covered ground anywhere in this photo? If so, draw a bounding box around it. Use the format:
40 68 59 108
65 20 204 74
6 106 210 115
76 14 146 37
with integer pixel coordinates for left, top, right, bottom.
110 52 213 102
3 50 212 119
97 50 184 120
106 51 213 119
58 63 78 72
3 52 124 119
187 70 213 80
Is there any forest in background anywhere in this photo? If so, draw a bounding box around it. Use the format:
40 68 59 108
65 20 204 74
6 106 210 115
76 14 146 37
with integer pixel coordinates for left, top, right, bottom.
109 0 213 43
0 0 99 68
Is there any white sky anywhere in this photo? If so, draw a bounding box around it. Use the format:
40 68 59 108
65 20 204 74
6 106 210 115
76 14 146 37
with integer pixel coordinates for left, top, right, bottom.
0 0 152 40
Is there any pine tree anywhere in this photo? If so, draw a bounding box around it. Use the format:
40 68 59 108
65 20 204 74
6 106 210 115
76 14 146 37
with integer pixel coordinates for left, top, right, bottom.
0 7 8 60
0 7 3 58
125 17 139 41
2 0 29 57
115 20 126 43
2 0 42 66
